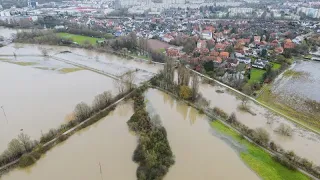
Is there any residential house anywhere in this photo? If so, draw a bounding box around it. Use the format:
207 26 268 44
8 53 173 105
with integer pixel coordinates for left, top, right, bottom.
201 30 213 40
220 51 230 59
283 39 295 49
254 36 261 44
237 57 251 64
162 34 174 43
166 47 180 57
252 59 269 69
215 43 226 51
274 47 284 54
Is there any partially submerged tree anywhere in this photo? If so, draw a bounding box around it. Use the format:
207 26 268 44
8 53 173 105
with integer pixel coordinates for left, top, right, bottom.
74 102 92 122
41 48 48 56
177 64 190 86
92 91 113 111
123 70 136 90
275 123 293 137
18 133 33 152
253 128 270 146
163 58 175 90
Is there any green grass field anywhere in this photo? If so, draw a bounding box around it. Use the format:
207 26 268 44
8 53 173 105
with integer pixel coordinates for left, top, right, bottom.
271 63 281 70
57 33 102 45
210 120 310 180
249 68 266 84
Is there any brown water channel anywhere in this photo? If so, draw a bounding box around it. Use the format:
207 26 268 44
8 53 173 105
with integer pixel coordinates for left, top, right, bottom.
145 88 259 180
0 62 116 152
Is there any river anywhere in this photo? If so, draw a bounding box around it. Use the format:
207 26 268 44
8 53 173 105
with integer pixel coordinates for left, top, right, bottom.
0 102 137 180
199 82 320 165
145 89 259 180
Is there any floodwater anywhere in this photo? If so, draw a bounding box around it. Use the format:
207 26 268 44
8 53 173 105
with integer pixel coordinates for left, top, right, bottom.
272 60 320 102
0 43 162 84
0 27 21 40
199 82 320 165
145 89 259 180
0 62 117 152
0 102 137 180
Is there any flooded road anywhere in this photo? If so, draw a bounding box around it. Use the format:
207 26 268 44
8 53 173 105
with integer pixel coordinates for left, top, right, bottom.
199 82 320 165
0 62 117 152
145 89 259 180
0 102 137 180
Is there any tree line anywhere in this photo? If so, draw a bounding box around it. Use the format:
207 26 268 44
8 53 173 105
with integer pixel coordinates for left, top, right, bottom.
127 88 175 180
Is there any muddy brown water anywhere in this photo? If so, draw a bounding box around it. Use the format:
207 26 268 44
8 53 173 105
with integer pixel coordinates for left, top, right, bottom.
199 82 320 165
145 89 259 180
0 102 137 180
0 62 117 152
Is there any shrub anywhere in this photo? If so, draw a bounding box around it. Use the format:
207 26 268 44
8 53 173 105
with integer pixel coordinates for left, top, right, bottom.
57 134 69 143
275 123 293 136
301 158 313 169
179 85 192 100
227 113 237 124
252 128 270 146
40 129 58 144
270 141 279 151
19 154 36 168
273 155 297 171
74 102 92 122
213 107 228 119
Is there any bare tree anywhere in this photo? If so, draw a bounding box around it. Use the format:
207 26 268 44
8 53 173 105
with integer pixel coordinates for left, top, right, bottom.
163 58 175 90
275 123 293 136
18 133 33 152
191 72 199 101
92 91 113 111
41 48 48 57
123 70 136 90
74 102 92 122
177 64 190 86
7 139 23 157
114 77 126 94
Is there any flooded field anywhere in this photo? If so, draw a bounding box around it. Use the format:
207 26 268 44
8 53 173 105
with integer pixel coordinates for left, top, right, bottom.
0 61 116 152
272 60 320 110
0 27 22 41
145 89 259 180
199 82 320 165
0 102 137 180
0 43 162 84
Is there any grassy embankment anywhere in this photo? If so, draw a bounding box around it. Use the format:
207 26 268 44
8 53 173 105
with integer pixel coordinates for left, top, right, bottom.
210 120 310 180
57 33 102 45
